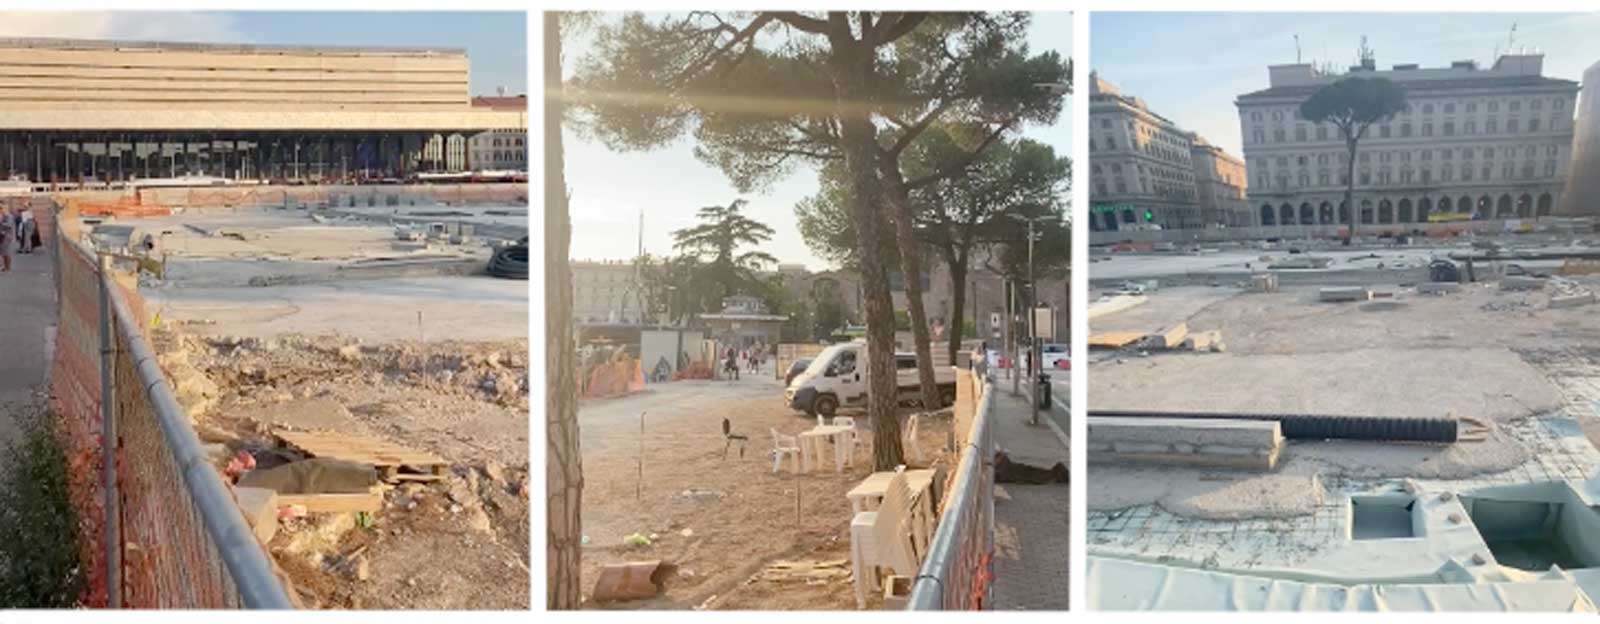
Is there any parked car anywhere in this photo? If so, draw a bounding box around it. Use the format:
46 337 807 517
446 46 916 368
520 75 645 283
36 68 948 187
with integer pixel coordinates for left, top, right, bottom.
784 358 812 388
1041 343 1070 370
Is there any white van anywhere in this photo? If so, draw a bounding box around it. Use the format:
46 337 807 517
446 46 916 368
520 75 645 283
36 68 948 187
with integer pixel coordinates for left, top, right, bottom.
785 342 956 416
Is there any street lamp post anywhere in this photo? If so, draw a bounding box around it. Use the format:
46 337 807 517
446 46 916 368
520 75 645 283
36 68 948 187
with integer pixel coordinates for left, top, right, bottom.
1010 212 1054 426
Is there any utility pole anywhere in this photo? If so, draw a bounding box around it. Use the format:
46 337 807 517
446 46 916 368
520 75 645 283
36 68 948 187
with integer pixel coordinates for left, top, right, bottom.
1026 217 1038 426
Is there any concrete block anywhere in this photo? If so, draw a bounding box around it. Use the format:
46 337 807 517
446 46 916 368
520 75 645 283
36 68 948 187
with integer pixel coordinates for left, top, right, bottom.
1250 273 1279 293
1088 417 1283 470
1417 282 1461 295
1501 276 1546 291
1185 330 1222 352
233 486 280 544
1320 286 1370 302
1550 292 1596 309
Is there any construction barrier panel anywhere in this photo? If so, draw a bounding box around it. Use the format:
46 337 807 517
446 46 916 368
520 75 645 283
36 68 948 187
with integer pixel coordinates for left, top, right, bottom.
48 200 293 608
908 366 996 610
581 359 647 399
775 343 828 381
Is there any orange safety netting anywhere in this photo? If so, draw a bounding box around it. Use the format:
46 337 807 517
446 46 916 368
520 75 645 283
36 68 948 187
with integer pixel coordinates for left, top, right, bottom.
582 359 647 399
672 361 715 381
63 196 171 218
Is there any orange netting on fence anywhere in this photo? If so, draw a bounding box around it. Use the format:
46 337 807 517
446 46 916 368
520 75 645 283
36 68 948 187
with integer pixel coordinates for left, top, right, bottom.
60 196 172 218
582 359 647 399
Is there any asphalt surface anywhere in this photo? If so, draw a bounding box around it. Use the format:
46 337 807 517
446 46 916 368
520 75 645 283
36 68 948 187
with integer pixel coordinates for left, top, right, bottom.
0 247 55 452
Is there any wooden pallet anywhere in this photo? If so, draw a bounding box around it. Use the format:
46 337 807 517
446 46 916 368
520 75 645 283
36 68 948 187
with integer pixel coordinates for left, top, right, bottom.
275 430 449 482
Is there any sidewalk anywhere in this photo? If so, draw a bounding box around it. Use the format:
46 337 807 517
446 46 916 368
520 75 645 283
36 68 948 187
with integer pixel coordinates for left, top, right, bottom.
987 385 1070 610
0 247 57 451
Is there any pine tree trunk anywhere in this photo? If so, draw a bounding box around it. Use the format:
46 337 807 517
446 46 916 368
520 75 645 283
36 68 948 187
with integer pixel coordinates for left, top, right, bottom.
881 168 942 412
827 22 903 471
543 12 584 611
1344 137 1358 246
945 251 968 365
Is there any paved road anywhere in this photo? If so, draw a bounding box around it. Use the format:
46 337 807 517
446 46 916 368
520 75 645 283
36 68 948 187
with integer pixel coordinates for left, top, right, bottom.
0 247 56 452
576 370 784 453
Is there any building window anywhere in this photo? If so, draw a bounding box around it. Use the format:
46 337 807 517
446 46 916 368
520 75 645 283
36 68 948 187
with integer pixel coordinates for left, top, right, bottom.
1443 121 1454 136
1421 167 1431 184
1467 102 1478 113
1115 180 1128 194
1509 118 1521 133
1546 160 1558 177
1482 165 1492 180
1487 119 1498 134
1502 162 1515 179
1252 129 1265 144
1422 103 1434 115
1509 100 1521 112
1400 123 1412 137
1421 150 1431 161
1297 155 1308 166
1317 154 1328 165
1360 170 1371 185
1272 111 1283 122
1100 118 1111 128
1529 118 1541 132
1442 166 1454 182
1555 98 1566 110
1444 103 1456 114
1526 146 1536 158
1548 145 1559 157
1422 123 1432 137
1319 171 1330 186
1095 182 1108 196
1298 172 1310 187
1359 153 1370 164
1295 126 1307 142
1380 125 1392 138
1465 120 1476 134
1317 126 1328 141
1273 129 1286 142
1488 101 1499 113
1461 164 1472 180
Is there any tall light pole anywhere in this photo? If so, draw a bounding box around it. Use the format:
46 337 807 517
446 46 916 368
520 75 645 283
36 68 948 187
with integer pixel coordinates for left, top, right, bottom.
1009 211 1058 426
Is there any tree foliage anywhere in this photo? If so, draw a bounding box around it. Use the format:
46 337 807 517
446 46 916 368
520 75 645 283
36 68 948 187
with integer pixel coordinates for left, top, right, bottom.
1299 76 1406 241
671 199 779 306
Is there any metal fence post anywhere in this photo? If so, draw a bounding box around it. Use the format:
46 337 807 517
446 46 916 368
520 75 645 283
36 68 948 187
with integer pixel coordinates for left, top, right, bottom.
97 252 121 608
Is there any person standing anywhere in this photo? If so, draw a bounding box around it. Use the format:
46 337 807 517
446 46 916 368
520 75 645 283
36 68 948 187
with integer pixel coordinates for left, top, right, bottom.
16 205 33 254
0 210 13 272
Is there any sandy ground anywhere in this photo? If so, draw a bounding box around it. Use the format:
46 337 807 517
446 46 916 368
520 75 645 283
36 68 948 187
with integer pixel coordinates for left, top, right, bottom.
1088 276 1600 519
575 374 954 610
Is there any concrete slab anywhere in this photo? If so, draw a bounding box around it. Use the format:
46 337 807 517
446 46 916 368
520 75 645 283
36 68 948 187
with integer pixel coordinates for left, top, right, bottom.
1502 276 1547 291
233 486 280 544
1319 286 1370 302
1550 292 1596 309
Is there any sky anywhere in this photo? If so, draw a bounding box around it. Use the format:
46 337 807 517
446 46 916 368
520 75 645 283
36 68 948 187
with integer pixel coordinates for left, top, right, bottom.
0 11 527 96
563 12 1074 270
1092 11 1600 158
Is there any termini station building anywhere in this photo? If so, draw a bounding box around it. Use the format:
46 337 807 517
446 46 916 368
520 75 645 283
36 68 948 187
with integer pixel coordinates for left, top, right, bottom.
0 38 526 186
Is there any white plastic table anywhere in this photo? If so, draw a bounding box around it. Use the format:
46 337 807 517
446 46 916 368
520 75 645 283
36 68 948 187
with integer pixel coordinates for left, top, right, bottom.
799 425 853 473
847 469 936 514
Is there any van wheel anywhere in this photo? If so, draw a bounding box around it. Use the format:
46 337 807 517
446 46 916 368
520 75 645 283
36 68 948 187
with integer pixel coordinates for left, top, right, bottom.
814 395 839 417
940 388 956 407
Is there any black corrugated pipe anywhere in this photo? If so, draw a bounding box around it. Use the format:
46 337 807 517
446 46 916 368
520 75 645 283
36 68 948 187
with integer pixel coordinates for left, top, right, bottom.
1088 409 1458 443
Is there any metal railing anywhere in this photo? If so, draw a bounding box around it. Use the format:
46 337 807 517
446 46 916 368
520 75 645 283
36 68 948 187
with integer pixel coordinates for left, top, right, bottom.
51 201 293 608
907 370 996 610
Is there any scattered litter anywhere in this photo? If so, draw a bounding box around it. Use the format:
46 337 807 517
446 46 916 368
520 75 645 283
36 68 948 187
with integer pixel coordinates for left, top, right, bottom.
679 528 694 538
592 560 677 603
624 533 653 547
749 559 851 584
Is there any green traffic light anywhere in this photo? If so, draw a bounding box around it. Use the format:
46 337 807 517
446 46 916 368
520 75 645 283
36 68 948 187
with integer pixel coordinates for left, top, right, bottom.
1143 210 1154 221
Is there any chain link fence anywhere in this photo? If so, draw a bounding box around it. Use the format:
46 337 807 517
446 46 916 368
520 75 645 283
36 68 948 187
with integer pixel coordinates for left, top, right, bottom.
907 366 995 610
48 199 293 608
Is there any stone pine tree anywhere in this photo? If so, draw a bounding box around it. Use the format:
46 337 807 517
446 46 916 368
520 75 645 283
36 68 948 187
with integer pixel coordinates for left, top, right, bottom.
543 11 583 611
916 136 1069 363
571 12 947 470
1299 76 1406 245
870 15 1066 410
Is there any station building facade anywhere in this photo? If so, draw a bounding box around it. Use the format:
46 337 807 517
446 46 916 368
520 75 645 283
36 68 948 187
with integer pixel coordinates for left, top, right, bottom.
0 38 525 185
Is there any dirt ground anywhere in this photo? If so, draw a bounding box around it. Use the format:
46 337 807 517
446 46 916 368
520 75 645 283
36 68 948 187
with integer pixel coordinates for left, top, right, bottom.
1089 276 1600 519
157 328 532 609
574 376 954 611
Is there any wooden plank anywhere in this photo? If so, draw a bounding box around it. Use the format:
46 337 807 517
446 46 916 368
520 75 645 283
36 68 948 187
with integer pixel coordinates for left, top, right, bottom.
275 490 383 514
275 431 447 469
1087 332 1145 348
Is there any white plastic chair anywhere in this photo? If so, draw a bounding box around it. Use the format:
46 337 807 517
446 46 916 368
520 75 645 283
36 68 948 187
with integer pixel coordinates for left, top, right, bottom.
850 470 920 608
833 416 860 466
770 428 803 474
903 414 924 463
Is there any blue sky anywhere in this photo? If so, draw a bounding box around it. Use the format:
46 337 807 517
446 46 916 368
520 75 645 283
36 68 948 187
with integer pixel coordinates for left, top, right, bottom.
1093 11 1600 159
0 11 526 96
563 12 1074 269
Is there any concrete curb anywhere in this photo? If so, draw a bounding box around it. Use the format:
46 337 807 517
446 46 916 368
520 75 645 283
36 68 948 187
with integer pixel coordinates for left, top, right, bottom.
1048 395 1072 453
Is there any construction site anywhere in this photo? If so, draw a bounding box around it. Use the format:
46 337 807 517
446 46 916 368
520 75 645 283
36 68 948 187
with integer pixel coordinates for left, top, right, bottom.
1085 225 1600 610
46 184 530 609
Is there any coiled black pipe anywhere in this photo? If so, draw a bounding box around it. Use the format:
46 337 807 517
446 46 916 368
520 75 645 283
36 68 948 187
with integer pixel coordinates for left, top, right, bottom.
487 243 529 280
1088 409 1458 443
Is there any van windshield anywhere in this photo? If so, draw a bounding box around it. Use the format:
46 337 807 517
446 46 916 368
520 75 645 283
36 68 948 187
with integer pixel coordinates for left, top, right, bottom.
804 345 849 377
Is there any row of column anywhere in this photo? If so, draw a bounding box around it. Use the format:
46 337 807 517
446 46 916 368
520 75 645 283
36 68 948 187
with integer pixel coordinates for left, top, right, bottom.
0 131 472 184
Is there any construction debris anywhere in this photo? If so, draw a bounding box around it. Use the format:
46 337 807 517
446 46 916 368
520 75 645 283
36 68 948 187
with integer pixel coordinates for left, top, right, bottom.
1088 332 1145 349
1417 282 1461 295
1250 273 1279 293
592 560 678 603
1087 416 1284 471
1184 330 1225 353
1501 275 1547 291
1269 256 1333 269
1143 323 1188 350
1548 276 1596 309
749 559 851 584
